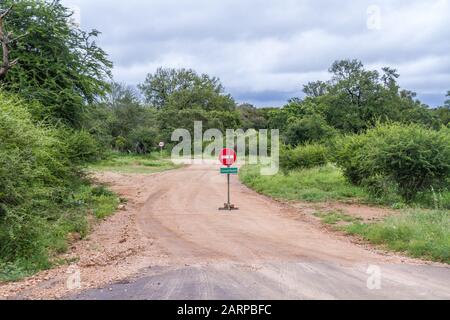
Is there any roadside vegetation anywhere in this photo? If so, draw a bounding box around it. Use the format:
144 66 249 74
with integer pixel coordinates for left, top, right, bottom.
240 165 368 203
1 0 449 280
90 153 181 174
0 92 120 282
309 208 449 264
239 61 450 263
346 209 449 264
241 125 449 264
314 211 362 225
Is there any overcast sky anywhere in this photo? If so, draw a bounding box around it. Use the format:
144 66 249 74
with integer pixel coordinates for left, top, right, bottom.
63 0 450 107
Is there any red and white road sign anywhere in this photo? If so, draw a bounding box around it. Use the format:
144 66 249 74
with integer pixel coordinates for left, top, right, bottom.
219 148 237 166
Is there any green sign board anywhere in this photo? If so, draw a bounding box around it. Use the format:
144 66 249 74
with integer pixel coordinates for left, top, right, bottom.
221 167 238 175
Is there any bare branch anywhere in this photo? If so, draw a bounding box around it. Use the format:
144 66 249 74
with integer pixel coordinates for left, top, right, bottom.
0 6 13 20
0 5 21 79
10 58 18 66
11 32 28 43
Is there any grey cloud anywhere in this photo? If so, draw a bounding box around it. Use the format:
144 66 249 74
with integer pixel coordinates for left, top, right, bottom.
64 0 450 107
233 89 299 106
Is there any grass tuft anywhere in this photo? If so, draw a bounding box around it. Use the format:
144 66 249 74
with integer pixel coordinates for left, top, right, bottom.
345 209 450 264
240 164 367 203
89 153 181 174
314 211 362 225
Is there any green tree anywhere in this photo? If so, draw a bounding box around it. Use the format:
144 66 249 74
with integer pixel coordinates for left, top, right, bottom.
266 108 289 132
434 91 450 126
0 0 112 127
139 68 238 140
82 82 160 153
236 104 269 130
139 67 233 111
107 82 141 108
303 81 328 98
298 59 438 133
284 114 337 146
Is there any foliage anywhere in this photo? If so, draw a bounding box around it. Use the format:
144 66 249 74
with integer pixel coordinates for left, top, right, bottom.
266 60 443 137
57 129 105 165
0 93 118 279
139 67 234 110
334 123 450 201
433 92 450 126
346 209 450 263
89 153 181 174
85 69 242 153
284 114 337 146
1 0 112 127
434 106 450 126
82 83 160 154
237 104 269 130
240 164 367 203
280 143 328 172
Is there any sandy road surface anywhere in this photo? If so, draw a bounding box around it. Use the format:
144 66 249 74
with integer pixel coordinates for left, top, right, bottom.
73 164 450 300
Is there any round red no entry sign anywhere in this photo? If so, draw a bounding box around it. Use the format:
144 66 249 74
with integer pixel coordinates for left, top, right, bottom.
219 148 237 166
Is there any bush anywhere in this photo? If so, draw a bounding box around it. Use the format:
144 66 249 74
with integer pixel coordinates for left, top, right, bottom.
0 94 71 206
0 93 118 279
284 114 337 146
335 123 450 201
58 129 105 165
0 94 70 267
280 143 328 173
129 127 158 154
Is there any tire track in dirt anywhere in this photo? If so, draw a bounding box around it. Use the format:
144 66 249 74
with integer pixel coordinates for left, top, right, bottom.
2 164 449 300
75 163 449 299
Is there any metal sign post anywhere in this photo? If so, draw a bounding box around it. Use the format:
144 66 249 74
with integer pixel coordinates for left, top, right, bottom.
219 149 239 211
159 142 165 158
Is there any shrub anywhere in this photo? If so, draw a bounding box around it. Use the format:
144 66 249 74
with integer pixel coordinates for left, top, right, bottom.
58 129 105 165
0 94 69 266
114 136 128 152
335 123 450 201
280 143 328 173
0 93 118 278
129 126 158 154
284 114 337 146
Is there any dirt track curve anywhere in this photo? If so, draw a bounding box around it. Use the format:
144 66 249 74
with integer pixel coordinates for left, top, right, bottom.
70 163 450 300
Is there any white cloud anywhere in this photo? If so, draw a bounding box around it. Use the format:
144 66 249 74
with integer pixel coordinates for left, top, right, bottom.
63 0 450 106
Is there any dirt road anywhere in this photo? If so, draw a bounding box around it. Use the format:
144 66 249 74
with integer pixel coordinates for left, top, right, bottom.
73 163 449 300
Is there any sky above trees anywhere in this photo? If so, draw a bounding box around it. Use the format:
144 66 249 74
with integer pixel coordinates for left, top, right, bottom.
62 0 450 107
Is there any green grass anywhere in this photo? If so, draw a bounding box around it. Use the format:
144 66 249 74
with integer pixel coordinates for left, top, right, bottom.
241 164 450 263
314 211 362 225
240 164 449 209
89 153 182 174
75 185 121 219
0 182 120 282
345 209 450 264
239 164 368 203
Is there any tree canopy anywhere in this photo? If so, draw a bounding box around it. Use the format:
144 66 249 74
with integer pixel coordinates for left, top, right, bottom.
0 0 112 127
139 67 235 111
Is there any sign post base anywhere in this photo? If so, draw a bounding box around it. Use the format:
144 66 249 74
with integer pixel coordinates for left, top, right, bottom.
219 203 239 211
